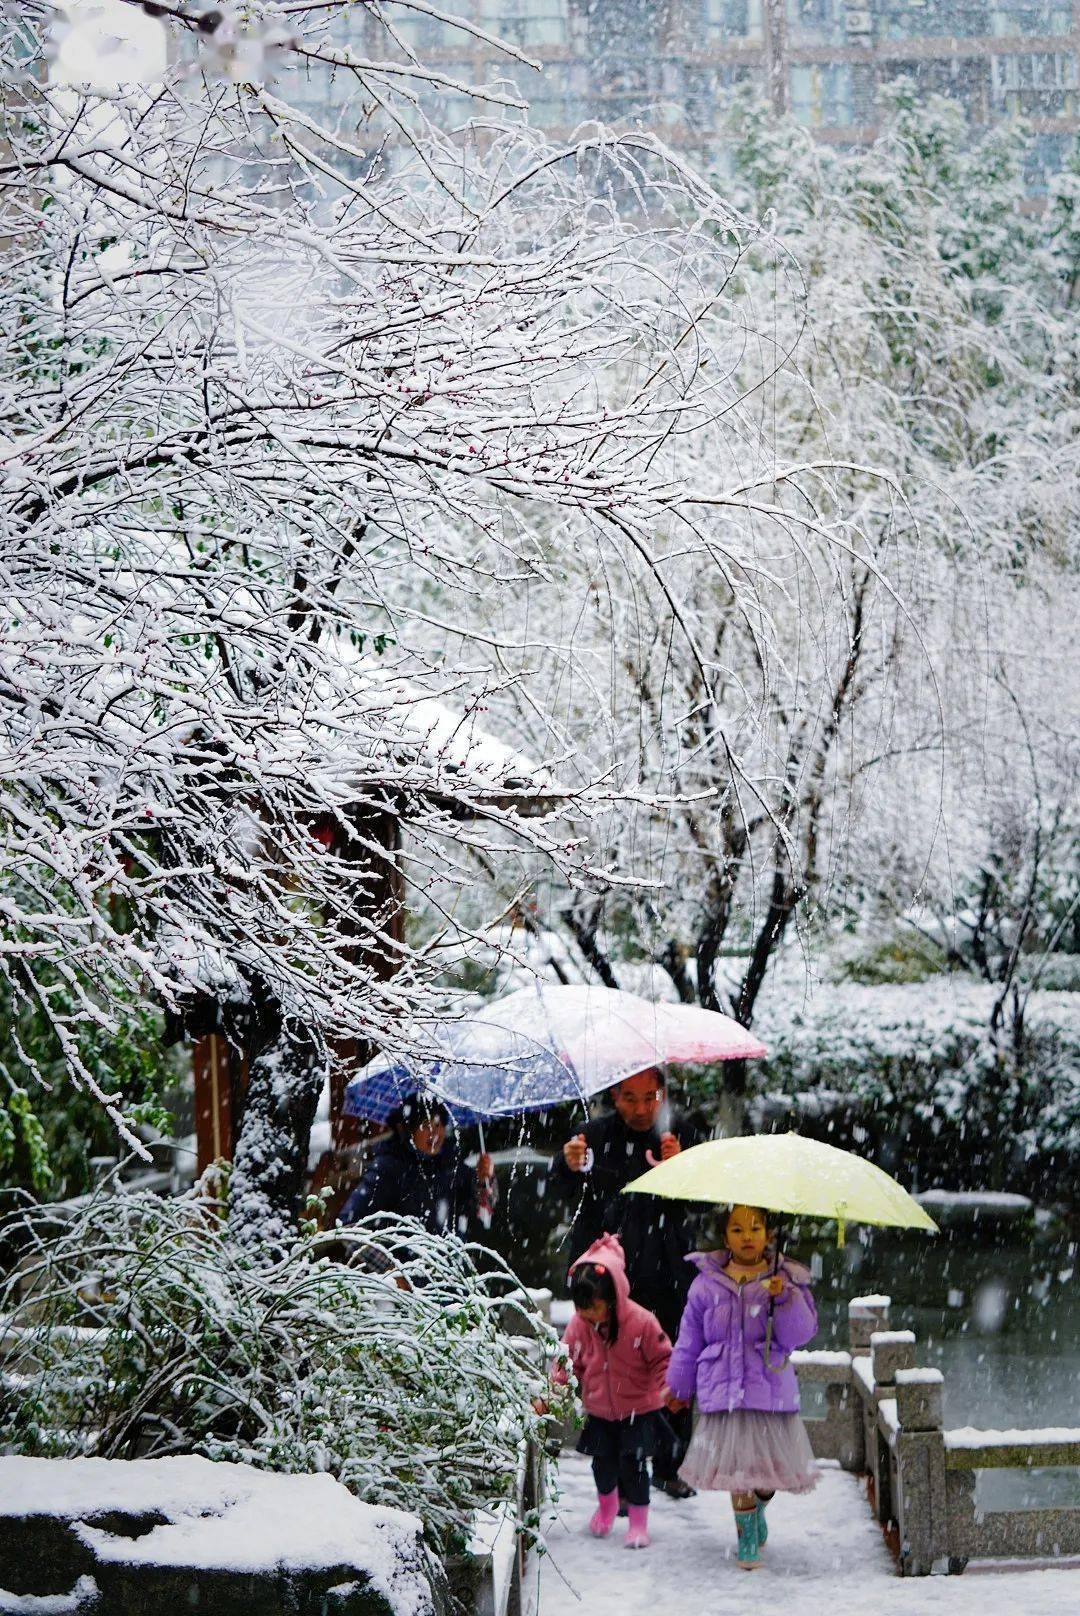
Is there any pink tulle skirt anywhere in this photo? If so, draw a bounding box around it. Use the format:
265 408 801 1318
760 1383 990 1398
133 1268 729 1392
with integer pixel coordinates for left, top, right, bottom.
679 1410 820 1495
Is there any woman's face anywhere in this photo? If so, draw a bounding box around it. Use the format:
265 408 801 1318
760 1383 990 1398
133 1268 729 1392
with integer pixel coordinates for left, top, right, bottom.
725 1205 768 1264
411 1118 447 1156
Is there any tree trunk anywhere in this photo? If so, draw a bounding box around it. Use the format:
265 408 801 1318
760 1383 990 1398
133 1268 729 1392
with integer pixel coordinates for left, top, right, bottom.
711 1077 749 1139
227 1024 327 1256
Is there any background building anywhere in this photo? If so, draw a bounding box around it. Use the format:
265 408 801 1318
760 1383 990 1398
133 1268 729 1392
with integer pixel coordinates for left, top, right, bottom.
350 1 1080 187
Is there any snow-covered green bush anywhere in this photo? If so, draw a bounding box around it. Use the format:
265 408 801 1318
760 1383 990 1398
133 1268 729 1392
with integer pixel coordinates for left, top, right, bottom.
0 1189 567 1551
731 976 1080 1191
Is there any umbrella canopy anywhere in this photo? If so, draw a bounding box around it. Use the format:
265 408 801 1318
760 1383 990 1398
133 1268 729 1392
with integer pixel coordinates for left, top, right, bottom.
344 982 766 1124
341 1056 492 1128
623 1132 938 1243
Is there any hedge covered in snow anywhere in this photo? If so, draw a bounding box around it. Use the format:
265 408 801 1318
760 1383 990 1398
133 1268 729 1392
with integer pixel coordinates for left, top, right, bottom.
0 1191 567 1553
732 975 1080 1187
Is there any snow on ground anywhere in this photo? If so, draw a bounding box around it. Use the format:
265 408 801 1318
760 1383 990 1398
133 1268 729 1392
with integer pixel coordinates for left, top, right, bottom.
536 1453 1080 1616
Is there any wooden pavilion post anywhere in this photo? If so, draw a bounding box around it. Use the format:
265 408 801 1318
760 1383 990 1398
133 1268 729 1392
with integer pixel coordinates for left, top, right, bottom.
192 1034 249 1177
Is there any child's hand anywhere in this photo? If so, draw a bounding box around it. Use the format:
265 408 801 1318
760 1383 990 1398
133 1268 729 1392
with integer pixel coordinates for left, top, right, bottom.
665 1394 689 1412
532 1397 549 1416
764 1274 786 1298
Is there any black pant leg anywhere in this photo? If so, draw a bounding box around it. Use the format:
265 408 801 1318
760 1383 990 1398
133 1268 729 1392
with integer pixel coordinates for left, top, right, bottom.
618 1454 650 1507
629 1284 691 1481
651 1405 693 1481
659 1402 691 1480
592 1454 620 1496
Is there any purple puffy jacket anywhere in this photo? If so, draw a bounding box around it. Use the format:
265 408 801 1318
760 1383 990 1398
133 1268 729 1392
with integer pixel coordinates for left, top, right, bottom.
666 1250 818 1415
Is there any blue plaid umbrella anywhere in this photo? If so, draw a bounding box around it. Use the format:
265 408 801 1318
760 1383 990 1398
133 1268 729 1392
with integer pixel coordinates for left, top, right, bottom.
343 1003 580 1127
342 1054 496 1128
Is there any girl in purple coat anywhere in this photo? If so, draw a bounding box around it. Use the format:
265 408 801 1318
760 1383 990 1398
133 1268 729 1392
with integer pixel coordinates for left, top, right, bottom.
665 1205 819 1570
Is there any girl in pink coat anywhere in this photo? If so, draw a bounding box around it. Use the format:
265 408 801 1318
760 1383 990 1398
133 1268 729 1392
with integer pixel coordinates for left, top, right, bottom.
554 1233 673 1549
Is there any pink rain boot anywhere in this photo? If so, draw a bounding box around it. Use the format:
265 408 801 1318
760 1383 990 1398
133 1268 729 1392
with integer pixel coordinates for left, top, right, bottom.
624 1504 651 1549
589 1490 619 1538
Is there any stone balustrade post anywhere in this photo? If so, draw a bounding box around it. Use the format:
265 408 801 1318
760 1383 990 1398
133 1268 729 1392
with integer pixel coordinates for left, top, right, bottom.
893 1368 948 1577
864 1329 914 1525
848 1294 891 1356
869 1329 916 1387
849 1296 891 1496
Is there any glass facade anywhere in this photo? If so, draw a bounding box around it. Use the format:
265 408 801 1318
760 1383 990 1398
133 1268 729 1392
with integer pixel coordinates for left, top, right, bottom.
338 1 1079 178
479 0 570 49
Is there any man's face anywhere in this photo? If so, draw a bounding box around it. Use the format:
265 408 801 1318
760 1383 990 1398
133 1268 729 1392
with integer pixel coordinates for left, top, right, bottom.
612 1070 664 1133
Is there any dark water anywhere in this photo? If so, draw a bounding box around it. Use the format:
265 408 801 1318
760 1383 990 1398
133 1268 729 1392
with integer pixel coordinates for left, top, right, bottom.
809 1220 1080 1511
807 1223 1079 1427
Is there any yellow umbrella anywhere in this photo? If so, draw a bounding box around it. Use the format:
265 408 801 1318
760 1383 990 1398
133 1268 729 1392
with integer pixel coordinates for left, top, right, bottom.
623 1130 938 1246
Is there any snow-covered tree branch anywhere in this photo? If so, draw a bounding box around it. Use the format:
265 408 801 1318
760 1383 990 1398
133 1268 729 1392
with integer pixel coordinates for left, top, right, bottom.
1 3 885 1240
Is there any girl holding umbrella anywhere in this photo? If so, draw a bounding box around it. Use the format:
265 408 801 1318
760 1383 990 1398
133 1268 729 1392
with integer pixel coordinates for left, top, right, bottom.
626 1132 937 1569
664 1202 819 1568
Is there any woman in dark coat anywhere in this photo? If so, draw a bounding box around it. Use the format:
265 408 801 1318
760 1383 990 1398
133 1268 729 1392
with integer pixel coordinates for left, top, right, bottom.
339 1096 493 1238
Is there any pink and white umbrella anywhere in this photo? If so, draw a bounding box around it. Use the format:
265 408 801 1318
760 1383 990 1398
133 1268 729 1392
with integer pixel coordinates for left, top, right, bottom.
346 982 766 1124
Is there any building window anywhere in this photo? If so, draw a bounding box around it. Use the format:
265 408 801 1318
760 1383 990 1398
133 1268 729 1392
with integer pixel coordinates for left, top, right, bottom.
992 48 1077 113
990 2 1073 37
786 0 847 48
879 54 993 119
877 2 993 42
390 5 477 56
479 0 569 49
701 0 765 43
684 62 761 127
789 60 854 124
1024 130 1070 191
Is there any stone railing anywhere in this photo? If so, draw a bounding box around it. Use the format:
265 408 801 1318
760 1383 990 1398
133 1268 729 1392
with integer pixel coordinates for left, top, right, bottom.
454 1288 553 1616
458 1437 543 1616
794 1294 1080 1576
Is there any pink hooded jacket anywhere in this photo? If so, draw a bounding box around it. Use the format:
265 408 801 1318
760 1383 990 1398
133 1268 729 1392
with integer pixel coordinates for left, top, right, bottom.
554 1234 672 1422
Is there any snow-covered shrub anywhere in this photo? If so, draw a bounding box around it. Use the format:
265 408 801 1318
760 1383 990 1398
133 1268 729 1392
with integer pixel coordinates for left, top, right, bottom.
0 1189 568 1551
730 976 1080 1192
0 958 180 1200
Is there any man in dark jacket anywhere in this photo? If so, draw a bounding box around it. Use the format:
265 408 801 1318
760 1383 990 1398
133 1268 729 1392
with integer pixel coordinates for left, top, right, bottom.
549 1068 700 1497
340 1097 493 1239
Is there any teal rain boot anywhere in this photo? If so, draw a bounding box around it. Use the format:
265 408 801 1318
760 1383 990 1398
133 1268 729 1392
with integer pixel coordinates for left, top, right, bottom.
755 1495 769 1549
734 1508 760 1571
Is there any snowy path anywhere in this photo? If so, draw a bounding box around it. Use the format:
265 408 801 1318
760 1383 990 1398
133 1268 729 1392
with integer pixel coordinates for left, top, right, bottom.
535 1452 1079 1616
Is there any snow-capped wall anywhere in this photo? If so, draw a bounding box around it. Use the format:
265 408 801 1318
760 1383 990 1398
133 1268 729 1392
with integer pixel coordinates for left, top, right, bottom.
0 1455 444 1616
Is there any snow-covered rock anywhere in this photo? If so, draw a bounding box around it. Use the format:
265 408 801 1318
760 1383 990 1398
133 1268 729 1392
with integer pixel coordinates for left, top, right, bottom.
0 1455 443 1616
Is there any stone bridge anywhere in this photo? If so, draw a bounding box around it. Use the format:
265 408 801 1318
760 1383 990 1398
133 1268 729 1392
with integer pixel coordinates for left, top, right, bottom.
520 1295 1080 1616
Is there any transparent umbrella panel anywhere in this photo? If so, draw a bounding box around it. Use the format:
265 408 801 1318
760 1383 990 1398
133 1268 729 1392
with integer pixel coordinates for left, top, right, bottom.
344 982 767 1124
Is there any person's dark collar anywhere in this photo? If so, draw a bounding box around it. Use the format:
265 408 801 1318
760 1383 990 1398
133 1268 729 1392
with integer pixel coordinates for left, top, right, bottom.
610 1114 662 1151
